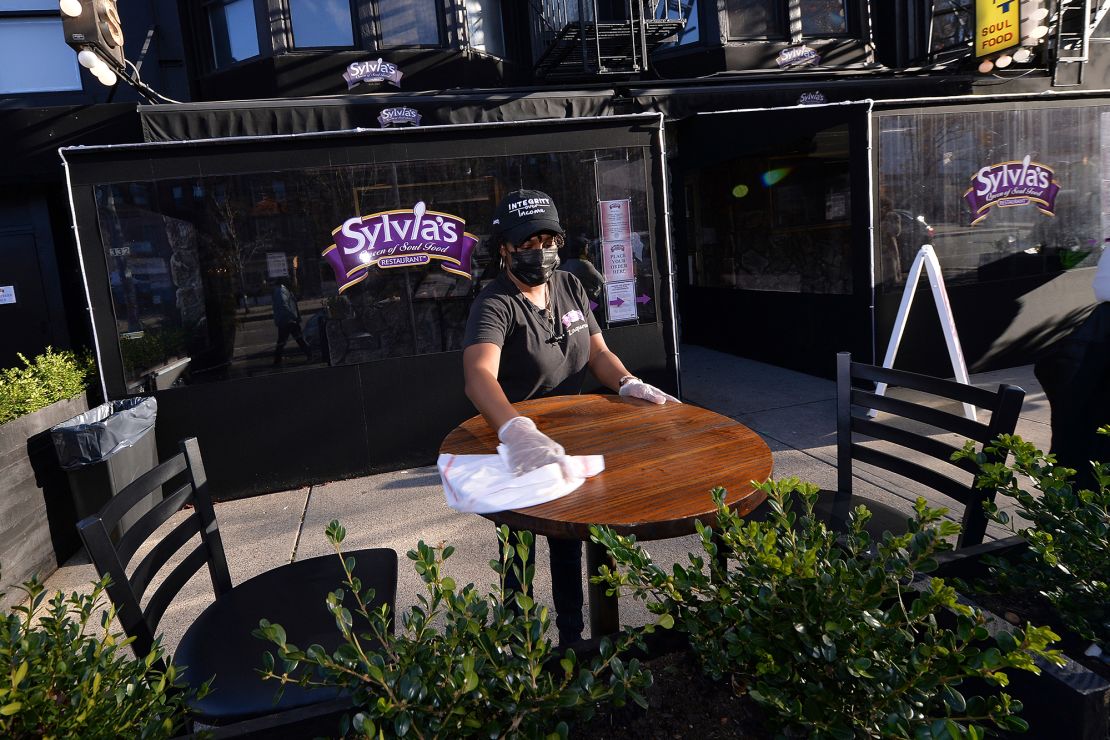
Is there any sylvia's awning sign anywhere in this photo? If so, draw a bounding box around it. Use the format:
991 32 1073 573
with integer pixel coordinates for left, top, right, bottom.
378 106 421 127
322 202 477 293
964 155 1060 225
343 58 403 89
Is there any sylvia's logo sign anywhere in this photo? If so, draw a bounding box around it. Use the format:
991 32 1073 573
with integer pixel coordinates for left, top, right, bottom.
343 58 403 89
777 45 820 68
378 106 421 127
964 155 1060 225
797 91 827 105
322 202 476 292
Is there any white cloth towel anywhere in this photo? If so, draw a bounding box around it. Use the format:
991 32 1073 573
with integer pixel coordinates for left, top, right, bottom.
438 446 605 514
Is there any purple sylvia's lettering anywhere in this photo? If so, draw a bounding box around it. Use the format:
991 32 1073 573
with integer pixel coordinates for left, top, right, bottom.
323 201 476 292
963 155 1060 225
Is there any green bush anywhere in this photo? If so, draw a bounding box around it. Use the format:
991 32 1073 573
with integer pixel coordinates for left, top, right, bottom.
0 348 93 425
957 430 1110 647
255 522 657 739
0 572 205 739
591 480 1063 739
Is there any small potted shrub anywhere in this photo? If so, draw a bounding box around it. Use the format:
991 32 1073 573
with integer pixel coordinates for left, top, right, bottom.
0 570 205 739
0 348 95 610
589 479 1063 738
255 522 658 738
946 431 1110 738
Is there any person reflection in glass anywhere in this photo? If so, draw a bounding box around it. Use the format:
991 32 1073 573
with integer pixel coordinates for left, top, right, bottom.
271 277 311 365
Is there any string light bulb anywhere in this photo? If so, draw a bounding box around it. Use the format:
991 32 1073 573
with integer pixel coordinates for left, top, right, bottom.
77 49 99 68
58 0 82 17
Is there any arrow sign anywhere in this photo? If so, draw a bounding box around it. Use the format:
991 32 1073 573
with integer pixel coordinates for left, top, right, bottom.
609 296 625 307
589 300 598 311
636 294 651 305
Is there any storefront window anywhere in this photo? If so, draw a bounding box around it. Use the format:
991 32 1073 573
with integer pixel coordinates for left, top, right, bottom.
289 0 354 48
876 106 1106 291
687 123 853 294
93 148 656 389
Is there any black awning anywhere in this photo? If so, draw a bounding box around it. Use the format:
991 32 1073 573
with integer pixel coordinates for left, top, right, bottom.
138 74 966 143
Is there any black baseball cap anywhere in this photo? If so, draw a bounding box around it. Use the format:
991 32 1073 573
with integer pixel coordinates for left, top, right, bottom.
491 189 564 246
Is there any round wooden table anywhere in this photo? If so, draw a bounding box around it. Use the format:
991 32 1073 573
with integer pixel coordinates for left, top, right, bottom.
439 394 774 635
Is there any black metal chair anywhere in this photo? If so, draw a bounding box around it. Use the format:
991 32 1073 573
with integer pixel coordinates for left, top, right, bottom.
77 437 398 726
756 353 1025 549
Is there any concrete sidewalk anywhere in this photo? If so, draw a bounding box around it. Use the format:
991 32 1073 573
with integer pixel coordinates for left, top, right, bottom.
42 345 1051 653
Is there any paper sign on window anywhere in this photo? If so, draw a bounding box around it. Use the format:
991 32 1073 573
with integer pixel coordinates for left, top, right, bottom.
605 279 638 322
599 199 634 282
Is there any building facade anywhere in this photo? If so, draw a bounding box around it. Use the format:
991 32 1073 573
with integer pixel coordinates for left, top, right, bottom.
5 0 1110 495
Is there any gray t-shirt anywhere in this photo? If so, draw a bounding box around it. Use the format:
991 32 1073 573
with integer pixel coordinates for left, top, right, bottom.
464 271 601 402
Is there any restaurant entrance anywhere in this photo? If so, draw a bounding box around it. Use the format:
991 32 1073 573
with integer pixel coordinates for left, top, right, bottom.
675 104 874 377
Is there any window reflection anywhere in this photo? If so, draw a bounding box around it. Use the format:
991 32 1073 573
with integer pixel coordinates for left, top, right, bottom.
95 149 656 389
876 107 1105 291
208 0 260 67
727 0 782 38
0 17 81 93
800 0 847 36
290 0 353 47
465 0 505 56
379 0 440 46
687 124 853 294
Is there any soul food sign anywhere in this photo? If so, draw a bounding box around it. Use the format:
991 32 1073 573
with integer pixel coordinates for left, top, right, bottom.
322 202 477 293
975 0 1020 57
964 155 1060 225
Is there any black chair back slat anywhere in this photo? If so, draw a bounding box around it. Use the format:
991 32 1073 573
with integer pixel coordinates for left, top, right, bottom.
115 480 196 569
183 438 233 598
852 416 978 474
850 361 1002 409
129 512 203 602
851 387 990 442
78 516 155 658
852 445 973 507
97 453 188 533
142 544 210 636
833 353 1026 549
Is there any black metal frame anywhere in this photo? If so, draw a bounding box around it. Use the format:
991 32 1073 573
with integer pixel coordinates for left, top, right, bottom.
834 351 1026 547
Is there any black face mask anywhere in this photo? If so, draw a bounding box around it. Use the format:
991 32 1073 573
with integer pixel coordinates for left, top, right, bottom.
508 246 560 286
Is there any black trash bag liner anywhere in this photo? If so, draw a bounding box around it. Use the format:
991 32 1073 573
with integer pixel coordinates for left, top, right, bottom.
50 397 158 471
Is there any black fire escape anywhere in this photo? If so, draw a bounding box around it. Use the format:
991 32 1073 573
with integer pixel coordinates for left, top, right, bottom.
530 0 688 80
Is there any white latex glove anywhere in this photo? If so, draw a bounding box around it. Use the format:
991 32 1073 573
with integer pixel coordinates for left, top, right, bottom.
618 378 682 405
497 416 566 477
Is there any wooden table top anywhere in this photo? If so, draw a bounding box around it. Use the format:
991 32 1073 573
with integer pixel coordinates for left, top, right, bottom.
439 394 774 540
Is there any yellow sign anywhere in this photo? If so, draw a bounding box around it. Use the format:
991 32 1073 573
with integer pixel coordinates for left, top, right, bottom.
976 0 1021 57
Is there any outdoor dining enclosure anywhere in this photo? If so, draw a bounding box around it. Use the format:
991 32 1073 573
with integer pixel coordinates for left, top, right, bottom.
61 114 678 498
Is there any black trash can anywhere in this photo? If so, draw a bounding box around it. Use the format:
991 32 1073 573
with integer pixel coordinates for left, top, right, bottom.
51 397 160 542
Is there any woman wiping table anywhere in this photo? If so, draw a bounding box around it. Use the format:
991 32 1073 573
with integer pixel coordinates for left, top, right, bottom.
461 188 677 646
